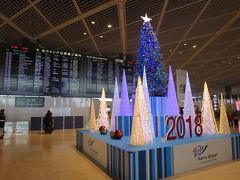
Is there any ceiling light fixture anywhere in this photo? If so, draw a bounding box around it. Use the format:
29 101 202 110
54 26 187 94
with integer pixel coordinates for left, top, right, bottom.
83 32 87 35
100 35 103 38
179 51 183 54
193 45 197 48
107 24 112 28
91 21 95 24
184 43 187 46
169 49 172 52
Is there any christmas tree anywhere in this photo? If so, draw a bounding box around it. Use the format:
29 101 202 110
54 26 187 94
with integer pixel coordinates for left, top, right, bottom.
130 77 148 146
219 93 231 134
119 70 131 116
89 98 97 132
110 78 120 131
134 14 167 96
183 73 195 136
97 88 109 129
142 66 155 137
166 66 179 116
202 82 218 135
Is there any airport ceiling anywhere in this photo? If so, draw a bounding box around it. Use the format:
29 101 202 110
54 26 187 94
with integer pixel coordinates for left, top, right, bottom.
0 0 240 93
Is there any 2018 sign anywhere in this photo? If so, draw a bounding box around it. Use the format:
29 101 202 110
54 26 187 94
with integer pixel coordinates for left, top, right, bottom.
166 115 203 140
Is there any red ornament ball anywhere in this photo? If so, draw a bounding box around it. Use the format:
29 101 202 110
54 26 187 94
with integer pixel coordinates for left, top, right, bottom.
114 130 123 139
99 126 107 134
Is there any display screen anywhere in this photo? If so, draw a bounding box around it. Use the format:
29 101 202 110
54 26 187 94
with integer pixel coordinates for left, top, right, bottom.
0 44 134 97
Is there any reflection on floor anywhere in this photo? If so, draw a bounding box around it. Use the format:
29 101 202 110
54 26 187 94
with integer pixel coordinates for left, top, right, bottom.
0 130 240 180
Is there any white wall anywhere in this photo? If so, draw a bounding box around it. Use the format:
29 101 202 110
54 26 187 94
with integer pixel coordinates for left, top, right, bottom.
0 95 91 125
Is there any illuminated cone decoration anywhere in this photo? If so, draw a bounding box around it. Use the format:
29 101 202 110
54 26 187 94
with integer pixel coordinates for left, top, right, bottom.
89 98 97 132
142 66 155 137
119 70 131 116
219 93 231 134
97 88 109 129
110 78 120 131
183 73 195 136
130 77 136 115
166 66 179 116
202 82 218 134
130 77 145 146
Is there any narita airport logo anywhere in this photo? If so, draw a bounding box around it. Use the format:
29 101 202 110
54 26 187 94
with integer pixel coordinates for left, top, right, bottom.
193 145 208 157
88 139 94 147
193 144 218 162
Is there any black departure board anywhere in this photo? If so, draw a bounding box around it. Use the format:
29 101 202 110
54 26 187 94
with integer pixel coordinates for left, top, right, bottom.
4 45 35 92
0 44 134 97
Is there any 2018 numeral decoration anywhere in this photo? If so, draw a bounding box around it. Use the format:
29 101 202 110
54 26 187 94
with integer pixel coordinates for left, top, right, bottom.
194 115 203 136
176 116 185 138
165 116 176 140
166 115 202 140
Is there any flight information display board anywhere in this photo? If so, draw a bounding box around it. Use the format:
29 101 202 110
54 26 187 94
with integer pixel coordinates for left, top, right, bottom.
1 45 135 96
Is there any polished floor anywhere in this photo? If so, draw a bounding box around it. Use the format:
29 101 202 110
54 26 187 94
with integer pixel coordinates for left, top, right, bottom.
0 130 240 180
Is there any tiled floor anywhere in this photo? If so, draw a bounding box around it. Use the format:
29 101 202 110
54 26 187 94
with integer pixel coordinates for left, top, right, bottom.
0 130 240 180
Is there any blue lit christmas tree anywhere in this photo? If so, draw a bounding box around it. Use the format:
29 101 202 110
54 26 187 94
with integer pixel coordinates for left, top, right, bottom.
134 14 167 96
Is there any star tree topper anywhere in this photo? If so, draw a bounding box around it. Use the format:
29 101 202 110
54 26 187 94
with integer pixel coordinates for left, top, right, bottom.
141 13 152 23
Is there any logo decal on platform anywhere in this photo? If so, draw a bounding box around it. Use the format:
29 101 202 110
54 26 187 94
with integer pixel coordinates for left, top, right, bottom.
88 139 94 147
193 145 208 157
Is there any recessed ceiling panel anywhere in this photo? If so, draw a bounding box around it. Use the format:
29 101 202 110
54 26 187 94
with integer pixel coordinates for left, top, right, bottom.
39 33 66 49
166 0 203 11
158 26 189 44
187 14 233 38
13 7 51 37
100 43 121 57
70 38 95 53
85 5 118 35
199 0 240 21
76 0 109 13
161 2 204 31
0 0 29 18
212 29 240 44
36 0 78 26
0 24 24 43
218 48 240 58
58 21 88 44
200 41 234 55
228 17 240 30
94 28 120 48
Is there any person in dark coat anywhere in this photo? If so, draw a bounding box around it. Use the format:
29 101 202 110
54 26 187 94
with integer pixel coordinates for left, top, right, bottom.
0 109 6 139
44 110 54 134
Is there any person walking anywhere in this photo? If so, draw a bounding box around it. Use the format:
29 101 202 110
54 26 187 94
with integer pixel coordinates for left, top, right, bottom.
0 109 6 139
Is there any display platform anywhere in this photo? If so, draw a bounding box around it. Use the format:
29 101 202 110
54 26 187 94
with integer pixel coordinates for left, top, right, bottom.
76 130 240 180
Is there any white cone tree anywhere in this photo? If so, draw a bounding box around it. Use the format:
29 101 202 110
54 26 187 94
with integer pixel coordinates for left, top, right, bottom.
202 82 218 135
130 77 152 146
166 66 179 116
142 66 155 137
110 78 120 131
119 70 131 116
219 93 231 134
89 98 97 132
183 73 195 136
97 88 109 129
